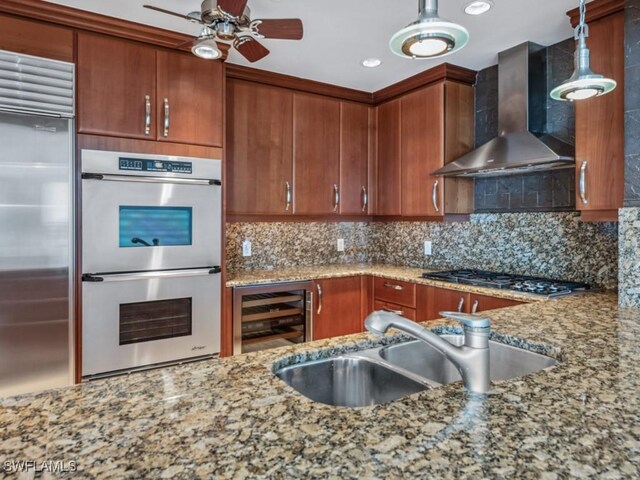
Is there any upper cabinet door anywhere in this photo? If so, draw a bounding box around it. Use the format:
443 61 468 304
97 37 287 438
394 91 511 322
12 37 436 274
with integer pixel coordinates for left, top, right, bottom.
401 83 445 217
77 33 156 139
575 12 624 215
226 80 293 215
156 51 223 147
339 102 370 215
376 99 402 216
293 93 341 215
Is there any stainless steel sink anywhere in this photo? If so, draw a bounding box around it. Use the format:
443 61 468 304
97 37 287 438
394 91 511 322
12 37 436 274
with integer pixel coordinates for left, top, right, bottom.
380 335 558 385
276 355 429 407
275 334 559 407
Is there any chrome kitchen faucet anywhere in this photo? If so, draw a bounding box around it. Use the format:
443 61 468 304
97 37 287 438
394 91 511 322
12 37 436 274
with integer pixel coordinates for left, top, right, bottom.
364 310 491 393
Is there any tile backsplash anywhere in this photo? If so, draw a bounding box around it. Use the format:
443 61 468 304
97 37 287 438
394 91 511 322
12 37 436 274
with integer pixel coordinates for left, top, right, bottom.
226 213 618 290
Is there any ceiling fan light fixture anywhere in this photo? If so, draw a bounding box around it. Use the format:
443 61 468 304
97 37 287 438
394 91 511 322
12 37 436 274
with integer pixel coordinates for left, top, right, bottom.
192 37 222 60
550 0 616 102
390 0 469 59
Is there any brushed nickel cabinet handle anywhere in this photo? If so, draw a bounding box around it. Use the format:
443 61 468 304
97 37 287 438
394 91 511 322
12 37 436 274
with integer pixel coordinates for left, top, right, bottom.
285 181 292 211
382 307 404 315
361 186 368 212
579 160 588 205
432 180 440 212
144 95 151 135
163 97 170 138
316 283 323 315
457 297 465 312
333 184 340 212
384 282 403 291
472 300 479 314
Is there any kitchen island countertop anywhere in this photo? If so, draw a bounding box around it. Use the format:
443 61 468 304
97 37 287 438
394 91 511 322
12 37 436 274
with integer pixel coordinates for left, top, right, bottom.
1 292 639 478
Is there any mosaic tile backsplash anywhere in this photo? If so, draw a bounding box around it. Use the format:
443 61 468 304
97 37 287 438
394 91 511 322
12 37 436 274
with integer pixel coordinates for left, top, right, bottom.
227 213 618 290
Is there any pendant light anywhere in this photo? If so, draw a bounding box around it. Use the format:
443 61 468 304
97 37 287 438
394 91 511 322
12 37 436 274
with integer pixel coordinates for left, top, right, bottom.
390 0 469 59
550 0 616 101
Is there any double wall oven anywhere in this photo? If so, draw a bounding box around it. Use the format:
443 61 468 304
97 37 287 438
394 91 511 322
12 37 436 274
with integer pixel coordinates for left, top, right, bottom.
81 150 222 378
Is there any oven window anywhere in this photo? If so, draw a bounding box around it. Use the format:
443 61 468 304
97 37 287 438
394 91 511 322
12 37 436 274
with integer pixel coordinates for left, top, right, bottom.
119 297 192 345
119 206 192 247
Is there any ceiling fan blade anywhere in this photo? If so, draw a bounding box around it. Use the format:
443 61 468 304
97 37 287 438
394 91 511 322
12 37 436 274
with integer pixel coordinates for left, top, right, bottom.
253 19 304 40
143 5 203 24
235 37 270 63
217 0 249 18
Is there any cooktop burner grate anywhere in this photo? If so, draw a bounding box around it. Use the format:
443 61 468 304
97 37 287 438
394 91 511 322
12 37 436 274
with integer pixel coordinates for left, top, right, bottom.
421 269 590 297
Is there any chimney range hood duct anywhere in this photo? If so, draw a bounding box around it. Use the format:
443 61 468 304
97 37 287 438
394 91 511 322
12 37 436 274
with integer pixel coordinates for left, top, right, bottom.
434 42 575 177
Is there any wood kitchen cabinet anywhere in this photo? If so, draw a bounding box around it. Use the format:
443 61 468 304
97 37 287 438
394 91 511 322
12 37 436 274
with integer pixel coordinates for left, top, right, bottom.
417 285 469 321
226 80 293 215
78 33 223 147
78 33 157 140
376 99 402 215
293 93 341 215
417 285 525 320
313 277 362 340
339 102 371 215
574 10 624 221
156 50 223 147
400 82 474 217
468 293 524 313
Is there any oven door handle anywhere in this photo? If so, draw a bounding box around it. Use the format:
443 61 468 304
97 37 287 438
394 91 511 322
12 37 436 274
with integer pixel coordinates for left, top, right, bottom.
82 173 222 186
82 266 221 282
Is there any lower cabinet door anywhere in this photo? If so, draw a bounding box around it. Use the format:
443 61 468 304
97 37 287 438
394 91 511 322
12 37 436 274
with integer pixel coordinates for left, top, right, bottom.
417 285 470 320
373 300 416 320
469 294 525 313
313 276 362 340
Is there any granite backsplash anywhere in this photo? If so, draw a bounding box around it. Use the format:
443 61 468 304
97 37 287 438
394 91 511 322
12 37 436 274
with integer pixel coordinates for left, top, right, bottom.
227 213 618 290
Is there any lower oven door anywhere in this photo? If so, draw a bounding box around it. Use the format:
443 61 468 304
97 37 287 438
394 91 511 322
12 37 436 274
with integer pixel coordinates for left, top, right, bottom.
82 267 220 377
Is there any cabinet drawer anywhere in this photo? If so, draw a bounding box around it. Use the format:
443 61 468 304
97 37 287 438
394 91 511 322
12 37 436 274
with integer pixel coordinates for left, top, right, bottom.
374 300 416 321
374 277 416 308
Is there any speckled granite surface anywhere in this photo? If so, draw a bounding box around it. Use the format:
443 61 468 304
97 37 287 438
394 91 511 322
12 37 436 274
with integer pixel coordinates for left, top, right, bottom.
619 208 640 307
226 264 545 303
227 213 618 290
2 292 639 478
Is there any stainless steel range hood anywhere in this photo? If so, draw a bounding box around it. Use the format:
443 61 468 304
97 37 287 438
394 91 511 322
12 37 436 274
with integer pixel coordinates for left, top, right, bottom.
434 42 575 177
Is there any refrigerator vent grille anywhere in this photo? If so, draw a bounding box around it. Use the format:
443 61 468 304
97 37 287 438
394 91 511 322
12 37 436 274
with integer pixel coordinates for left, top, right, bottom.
0 50 74 117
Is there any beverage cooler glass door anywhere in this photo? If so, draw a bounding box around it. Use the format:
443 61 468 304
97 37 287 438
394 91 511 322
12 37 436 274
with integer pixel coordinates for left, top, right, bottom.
82 268 221 376
81 150 222 273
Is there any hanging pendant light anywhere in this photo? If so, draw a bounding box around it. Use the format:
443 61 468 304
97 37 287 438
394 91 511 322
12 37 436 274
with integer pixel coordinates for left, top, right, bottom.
390 0 469 59
550 0 616 101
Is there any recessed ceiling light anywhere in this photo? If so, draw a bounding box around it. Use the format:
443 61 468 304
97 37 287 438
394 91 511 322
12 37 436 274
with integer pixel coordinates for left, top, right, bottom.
464 0 494 16
362 58 382 68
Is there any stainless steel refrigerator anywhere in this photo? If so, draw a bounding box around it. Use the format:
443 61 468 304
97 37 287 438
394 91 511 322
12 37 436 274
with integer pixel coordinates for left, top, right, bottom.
0 50 75 397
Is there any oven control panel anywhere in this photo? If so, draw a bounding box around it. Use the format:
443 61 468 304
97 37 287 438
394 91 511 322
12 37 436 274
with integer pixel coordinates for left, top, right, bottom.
119 158 193 174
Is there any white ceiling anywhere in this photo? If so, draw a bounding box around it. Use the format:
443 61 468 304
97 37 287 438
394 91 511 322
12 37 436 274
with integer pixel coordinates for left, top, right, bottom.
43 0 586 92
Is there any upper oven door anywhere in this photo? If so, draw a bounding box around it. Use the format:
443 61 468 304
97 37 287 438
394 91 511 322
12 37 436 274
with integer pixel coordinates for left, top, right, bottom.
81 150 222 273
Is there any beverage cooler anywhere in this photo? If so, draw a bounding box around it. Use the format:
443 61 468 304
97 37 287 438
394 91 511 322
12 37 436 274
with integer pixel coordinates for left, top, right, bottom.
233 282 313 354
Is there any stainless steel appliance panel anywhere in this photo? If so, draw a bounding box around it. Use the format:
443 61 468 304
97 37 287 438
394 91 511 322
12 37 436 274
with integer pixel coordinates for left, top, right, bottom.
81 150 222 273
0 110 73 397
82 270 220 376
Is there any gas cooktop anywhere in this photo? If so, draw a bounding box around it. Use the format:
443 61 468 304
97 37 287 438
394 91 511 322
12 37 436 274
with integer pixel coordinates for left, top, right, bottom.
421 269 590 298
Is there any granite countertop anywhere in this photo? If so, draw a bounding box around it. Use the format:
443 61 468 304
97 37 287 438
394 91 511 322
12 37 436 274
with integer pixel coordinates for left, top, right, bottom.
226 263 548 303
2 292 639 478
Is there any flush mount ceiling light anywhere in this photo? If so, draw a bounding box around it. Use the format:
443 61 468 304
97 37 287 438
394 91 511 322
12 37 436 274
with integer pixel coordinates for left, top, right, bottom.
362 57 382 68
191 27 222 60
550 0 616 101
390 0 469 59
464 0 494 16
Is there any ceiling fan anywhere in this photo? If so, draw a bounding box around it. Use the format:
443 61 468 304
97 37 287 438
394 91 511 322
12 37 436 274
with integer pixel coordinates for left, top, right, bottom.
144 0 304 62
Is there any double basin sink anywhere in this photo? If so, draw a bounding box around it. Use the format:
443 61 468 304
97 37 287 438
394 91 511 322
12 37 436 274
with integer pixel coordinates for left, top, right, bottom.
276 335 558 407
